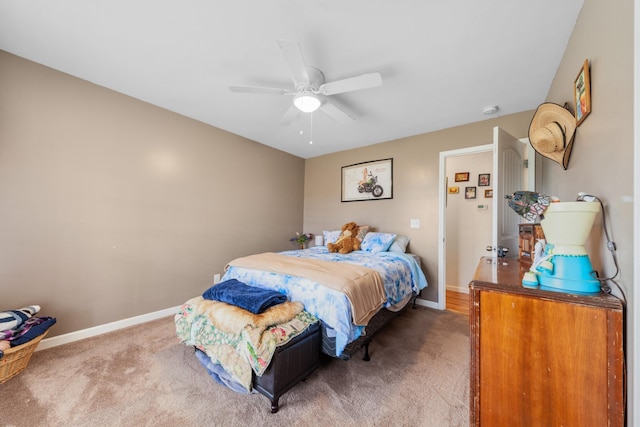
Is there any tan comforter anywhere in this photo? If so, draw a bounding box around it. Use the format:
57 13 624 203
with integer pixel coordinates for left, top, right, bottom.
227 252 386 325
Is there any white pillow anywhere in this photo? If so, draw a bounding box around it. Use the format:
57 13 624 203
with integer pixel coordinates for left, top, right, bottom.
389 235 411 253
323 230 341 245
361 232 397 253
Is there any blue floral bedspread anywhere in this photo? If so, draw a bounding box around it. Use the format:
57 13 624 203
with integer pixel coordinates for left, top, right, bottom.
222 247 428 357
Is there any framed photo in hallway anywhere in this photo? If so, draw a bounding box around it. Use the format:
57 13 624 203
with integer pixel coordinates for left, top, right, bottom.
478 173 490 186
465 186 476 199
455 172 469 182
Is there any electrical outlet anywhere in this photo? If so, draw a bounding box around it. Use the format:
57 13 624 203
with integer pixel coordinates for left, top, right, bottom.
214 274 221 283
410 219 420 228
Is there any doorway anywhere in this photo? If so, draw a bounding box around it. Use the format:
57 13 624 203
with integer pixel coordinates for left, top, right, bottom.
437 129 534 311
438 145 493 310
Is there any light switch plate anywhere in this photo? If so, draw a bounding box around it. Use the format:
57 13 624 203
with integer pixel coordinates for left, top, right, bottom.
410 219 420 228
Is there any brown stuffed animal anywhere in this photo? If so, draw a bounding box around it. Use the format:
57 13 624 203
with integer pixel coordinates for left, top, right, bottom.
327 222 361 254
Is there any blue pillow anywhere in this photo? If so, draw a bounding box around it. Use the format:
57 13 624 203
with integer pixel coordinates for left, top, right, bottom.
323 230 341 245
389 235 411 253
361 232 397 253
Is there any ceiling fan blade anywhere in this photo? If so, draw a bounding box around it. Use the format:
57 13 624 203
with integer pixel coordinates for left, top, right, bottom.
228 85 290 95
280 105 300 126
320 102 355 125
277 40 310 86
319 72 382 95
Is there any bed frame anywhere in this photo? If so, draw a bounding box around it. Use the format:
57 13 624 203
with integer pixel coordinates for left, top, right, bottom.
251 293 418 412
323 292 418 361
252 321 321 413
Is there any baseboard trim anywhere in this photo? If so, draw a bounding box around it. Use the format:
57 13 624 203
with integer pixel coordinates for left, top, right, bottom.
37 299 441 351
414 298 439 310
37 306 180 351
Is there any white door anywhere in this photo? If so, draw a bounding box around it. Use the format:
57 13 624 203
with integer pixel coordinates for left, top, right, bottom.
491 126 534 257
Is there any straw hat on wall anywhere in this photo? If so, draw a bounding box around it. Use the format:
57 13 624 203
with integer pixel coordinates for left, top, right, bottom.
528 103 577 170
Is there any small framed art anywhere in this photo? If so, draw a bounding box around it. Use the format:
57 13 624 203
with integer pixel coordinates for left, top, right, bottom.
448 186 459 194
574 59 591 126
484 189 493 198
465 186 476 199
455 172 469 182
478 173 490 186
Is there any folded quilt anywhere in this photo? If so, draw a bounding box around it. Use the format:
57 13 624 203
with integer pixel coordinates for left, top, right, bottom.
0 305 41 332
175 296 317 392
202 279 287 314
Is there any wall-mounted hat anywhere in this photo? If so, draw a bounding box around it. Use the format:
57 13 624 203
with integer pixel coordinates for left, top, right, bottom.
528 103 576 170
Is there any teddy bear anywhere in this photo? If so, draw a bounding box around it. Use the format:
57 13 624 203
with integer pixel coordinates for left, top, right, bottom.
327 221 361 254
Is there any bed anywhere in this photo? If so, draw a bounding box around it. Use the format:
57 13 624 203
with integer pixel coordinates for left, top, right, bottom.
175 231 428 411
222 232 427 358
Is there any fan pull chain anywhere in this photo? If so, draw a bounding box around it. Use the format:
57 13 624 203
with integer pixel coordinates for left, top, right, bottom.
309 112 313 144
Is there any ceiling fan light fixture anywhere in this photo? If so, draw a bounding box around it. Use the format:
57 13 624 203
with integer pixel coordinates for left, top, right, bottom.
294 94 321 113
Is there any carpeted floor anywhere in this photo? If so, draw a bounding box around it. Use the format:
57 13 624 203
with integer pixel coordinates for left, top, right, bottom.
0 306 470 427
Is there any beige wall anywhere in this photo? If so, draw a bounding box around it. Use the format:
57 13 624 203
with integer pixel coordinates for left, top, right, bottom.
541 0 636 418
542 0 633 291
0 51 306 336
303 112 533 302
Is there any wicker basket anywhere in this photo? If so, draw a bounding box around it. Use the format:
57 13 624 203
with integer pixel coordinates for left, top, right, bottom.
0 331 48 384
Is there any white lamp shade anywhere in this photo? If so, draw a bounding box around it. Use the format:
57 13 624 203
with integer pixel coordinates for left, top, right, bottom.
294 94 321 113
314 235 324 246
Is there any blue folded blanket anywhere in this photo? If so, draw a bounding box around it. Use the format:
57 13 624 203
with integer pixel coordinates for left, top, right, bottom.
202 279 287 314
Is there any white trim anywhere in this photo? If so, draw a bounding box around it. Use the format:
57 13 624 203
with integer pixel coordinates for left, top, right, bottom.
632 0 639 424
36 306 180 351
414 298 439 310
36 301 446 350
438 144 493 311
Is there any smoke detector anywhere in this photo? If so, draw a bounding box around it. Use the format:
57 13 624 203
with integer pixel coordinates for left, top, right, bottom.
482 105 499 115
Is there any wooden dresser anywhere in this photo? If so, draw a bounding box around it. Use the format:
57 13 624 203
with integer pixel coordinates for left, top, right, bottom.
469 257 625 426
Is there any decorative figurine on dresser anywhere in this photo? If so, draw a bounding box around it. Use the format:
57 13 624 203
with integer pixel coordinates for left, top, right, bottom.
470 191 625 426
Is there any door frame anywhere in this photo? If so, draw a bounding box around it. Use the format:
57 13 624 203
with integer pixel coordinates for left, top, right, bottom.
438 144 493 310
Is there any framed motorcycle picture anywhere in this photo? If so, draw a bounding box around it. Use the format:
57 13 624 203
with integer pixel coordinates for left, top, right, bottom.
341 158 393 202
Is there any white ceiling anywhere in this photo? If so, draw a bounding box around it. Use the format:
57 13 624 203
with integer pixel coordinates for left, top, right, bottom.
0 0 583 159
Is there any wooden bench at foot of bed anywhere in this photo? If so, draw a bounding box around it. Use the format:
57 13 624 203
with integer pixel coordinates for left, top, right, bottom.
253 321 321 413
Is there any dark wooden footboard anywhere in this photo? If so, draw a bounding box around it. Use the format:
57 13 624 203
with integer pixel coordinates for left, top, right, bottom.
252 321 321 413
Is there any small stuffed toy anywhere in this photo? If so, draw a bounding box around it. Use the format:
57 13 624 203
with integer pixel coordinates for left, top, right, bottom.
327 222 361 254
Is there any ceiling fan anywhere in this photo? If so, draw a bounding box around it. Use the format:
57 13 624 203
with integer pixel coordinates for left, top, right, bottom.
228 40 382 125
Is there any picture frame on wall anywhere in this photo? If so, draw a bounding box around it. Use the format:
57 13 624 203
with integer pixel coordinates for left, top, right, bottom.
341 158 393 202
455 172 470 182
448 186 459 194
478 173 490 186
484 189 493 198
574 59 591 126
465 186 476 199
